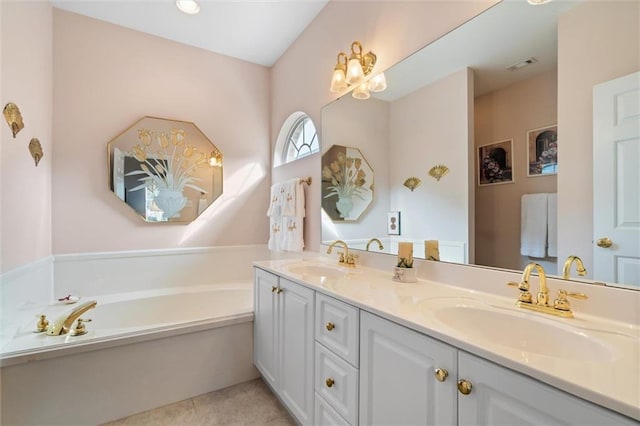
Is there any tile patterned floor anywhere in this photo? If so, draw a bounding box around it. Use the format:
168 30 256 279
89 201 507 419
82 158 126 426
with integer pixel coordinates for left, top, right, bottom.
103 379 296 426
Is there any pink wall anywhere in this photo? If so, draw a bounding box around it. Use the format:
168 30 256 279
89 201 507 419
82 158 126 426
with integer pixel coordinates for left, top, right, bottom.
271 1 498 251
390 68 473 260
1 1 53 272
474 70 557 272
557 1 639 278
52 10 271 254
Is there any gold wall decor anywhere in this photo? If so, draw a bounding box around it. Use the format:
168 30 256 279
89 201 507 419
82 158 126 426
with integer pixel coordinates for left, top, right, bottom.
29 138 43 166
403 177 422 191
428 164 449 181
3 103 24 138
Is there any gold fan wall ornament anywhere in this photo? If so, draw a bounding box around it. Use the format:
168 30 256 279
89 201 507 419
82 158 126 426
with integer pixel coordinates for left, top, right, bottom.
428 164 449 181
403 177 422 191
3 103 24 138
29 138 43 166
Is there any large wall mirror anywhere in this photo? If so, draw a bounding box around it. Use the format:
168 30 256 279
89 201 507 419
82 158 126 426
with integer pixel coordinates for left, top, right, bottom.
108 116 223 222
321 0 639 290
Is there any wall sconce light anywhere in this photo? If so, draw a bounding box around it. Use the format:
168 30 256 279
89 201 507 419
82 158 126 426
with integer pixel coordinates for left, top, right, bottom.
3 102 24 138
330 41 386 99
428 164 449 181
208 149 223 167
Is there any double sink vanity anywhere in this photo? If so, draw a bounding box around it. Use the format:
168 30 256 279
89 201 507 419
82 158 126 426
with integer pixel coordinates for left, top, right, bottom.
253 255 639 425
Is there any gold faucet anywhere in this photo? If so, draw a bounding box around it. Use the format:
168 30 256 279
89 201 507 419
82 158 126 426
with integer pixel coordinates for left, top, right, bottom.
326 240 357 266
46 300 97 336
562 255 587 280
508 262 587 318
366 238 384 252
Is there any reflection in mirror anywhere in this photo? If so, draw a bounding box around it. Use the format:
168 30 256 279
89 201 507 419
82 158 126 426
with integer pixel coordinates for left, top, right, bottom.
321 1 639 289
108 116 223 222
321 145 374 221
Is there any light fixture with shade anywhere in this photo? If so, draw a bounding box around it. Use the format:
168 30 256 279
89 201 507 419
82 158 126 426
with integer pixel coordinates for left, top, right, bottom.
209 149 223 167
329 40 383 99
176 0 200 15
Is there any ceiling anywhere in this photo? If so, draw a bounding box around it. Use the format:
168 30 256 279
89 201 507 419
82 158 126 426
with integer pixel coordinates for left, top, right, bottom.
51 0 329 67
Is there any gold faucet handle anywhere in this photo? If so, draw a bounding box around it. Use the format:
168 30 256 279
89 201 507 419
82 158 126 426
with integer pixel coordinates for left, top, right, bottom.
507 281 533 303
36 314 49 333
554 289 588 311
345 253 358 265
71 318 92 336
337 252 345 263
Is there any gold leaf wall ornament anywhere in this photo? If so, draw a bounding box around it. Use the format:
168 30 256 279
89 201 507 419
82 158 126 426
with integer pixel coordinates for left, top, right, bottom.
3 103 24 138
428 164 449 181
403 177 422 191
29 138 43 166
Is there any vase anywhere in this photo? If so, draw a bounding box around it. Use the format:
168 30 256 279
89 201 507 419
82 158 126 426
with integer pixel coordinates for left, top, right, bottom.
154 188 187 219
336 196 353 219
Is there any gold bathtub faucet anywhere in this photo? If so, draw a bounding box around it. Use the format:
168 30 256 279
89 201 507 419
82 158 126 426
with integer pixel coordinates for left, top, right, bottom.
507 262 588 318
562 255 587 280
46 300 97 336
326 240 357 266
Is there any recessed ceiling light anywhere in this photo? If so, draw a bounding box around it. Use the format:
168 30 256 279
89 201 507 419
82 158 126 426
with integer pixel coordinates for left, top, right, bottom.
506 57 538 72
176 0 200 15
527 0 552 5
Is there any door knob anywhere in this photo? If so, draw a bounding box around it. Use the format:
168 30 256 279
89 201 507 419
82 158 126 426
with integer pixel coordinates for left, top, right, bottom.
457 379 472 395
325 378 335 388
596 237 613 248
434 368 448 382
325 322 335 331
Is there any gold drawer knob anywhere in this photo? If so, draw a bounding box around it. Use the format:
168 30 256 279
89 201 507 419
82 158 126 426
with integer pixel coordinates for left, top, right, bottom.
325 322 335 331
325 378 335 388
457 379 472 395
271 286 277 293
276 288 283 294
434 368 448 382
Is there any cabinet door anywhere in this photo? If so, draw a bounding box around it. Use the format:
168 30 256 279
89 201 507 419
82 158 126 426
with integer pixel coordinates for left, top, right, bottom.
279 278 315 425
253 268 279 388
360 312 457 426
458 352 637 425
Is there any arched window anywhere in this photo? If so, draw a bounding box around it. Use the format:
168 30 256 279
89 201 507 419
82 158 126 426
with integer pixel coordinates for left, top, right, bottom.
274 112 319 166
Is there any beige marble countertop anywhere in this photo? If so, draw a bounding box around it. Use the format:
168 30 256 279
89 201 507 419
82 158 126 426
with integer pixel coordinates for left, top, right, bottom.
254 256 640 421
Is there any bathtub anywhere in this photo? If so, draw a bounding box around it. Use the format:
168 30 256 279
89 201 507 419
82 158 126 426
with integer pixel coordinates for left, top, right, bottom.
1 282 259 425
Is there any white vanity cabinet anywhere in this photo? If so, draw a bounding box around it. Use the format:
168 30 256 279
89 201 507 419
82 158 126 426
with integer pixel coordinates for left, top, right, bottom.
253 268 315 425
359 311 458 425
457 352 637 426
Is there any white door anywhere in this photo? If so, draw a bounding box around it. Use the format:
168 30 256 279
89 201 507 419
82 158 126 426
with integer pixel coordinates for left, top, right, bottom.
253 269 279 388
458 352 637 425
278 278 315 425
593 71 640 287
359 312 457 426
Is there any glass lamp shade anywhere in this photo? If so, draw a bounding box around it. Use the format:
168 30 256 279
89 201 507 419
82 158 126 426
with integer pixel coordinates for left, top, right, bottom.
352 82 371 100
176 0 200 14
368 73 387 92
346 58 365 86
330 68 348 93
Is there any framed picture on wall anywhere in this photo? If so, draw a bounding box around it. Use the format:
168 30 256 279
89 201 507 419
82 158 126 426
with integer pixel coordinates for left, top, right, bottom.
527 124 558 176
477 139 514 186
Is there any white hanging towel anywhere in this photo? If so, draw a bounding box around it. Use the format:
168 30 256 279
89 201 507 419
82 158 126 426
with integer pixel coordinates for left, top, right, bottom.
267 178 306 252
520 193 548 258
547 193 558 257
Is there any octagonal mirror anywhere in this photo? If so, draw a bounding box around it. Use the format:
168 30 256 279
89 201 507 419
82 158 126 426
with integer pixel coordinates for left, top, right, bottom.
107 116 223 222
321 144 374 221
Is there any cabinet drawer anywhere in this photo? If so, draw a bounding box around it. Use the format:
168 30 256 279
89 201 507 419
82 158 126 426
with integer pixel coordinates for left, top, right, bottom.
315 293 359 367
315 343 359 425
315 393 350 426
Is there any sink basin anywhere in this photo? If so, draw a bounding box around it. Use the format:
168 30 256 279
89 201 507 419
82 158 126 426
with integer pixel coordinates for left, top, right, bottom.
285 263 351 279
430 302 614 362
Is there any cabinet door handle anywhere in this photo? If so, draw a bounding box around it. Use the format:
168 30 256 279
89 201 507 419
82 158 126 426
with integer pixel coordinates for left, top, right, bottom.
457 379 472 395
325 322 335 331
434 368 448 382
271 286 277 293
325 378 335 388
276 288 283 294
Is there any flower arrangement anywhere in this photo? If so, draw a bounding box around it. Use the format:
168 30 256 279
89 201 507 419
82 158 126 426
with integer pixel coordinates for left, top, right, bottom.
126 128 208 194
396 257 414 268
481 156 505 183
322 151 367 200
536 141 558 173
